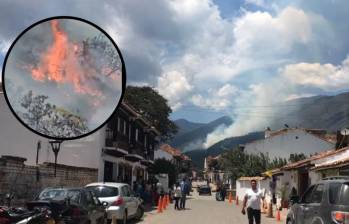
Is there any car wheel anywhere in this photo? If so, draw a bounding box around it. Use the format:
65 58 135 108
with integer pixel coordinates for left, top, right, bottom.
117 211 127 224
135 207 144 221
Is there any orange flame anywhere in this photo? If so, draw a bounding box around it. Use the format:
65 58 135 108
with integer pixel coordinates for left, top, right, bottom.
29 20 103 98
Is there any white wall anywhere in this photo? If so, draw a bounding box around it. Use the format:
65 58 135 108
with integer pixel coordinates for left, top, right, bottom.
236 179 268 202
244 129 334 159
154 149 173 161
0 93 105 168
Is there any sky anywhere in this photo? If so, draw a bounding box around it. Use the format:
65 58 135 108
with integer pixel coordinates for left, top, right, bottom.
1 0 349 146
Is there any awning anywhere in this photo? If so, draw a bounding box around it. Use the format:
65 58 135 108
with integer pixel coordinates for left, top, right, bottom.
124 154 144 162
140 159 154 166
102 147 128 157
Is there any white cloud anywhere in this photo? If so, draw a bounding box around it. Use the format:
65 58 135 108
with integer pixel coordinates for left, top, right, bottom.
282 55 349 91
245 0 268 8
157 70 192 110
285 93 316 101
233 7 311 58
191 84 239 111
0 40 10 54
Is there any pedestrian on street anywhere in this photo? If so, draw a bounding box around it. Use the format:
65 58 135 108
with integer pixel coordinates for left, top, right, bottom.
173 182 182 210
221 184 226 201
180 178 189 210
241 179 265 224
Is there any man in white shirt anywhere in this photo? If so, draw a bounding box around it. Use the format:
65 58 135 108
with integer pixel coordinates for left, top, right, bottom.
241 179 265 224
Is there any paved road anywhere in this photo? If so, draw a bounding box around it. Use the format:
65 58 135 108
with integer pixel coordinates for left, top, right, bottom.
137 191 283 224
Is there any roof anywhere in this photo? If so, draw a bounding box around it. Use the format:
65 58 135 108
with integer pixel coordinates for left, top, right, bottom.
159 144 182 157
267 128 336 144
85 182 128 188
238 176 266 181
281 146 349 170
263 168 282 177
313 156 349 170
120 101 161 136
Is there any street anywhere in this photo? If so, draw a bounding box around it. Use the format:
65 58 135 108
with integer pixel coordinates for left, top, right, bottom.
138 191 284 224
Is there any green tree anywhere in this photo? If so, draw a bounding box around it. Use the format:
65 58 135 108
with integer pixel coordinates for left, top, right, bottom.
289 153 307 163
123 86 178 141
150 158 177 187
219 148 288 182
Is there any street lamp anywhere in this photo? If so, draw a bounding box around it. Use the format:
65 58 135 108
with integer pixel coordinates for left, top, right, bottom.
36 140 41 181
49 140 63 177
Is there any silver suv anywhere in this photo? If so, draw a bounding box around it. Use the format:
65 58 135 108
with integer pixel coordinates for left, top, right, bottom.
287 176 349 224
85 182 144 224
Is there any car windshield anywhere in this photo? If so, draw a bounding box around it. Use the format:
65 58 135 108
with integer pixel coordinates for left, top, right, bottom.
38 189 81 204
86 186 119 197
329 182 349 205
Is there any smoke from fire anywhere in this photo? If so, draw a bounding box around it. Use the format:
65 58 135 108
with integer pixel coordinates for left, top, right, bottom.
203 78 295 148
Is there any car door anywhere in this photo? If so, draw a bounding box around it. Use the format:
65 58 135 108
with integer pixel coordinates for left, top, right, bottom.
79 191 92 223
129 188 140 215
125 185 138 216
121 186 134 217
297 185 315 224
85 190 104 224
305 184 325 224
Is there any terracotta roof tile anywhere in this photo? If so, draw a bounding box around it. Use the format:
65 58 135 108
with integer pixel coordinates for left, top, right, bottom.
313 156 349 170
266 128 335 144
159 144 182 157
282 146 349 170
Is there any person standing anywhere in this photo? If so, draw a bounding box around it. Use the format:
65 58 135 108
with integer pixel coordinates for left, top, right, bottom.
173 182 182 210
241 179 265 224
180 178 188 210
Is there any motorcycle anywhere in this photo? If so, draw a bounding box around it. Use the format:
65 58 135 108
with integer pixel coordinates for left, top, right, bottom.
0 206 42 224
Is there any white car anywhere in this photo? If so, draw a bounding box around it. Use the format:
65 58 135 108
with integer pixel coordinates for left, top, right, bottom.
85 182 144 224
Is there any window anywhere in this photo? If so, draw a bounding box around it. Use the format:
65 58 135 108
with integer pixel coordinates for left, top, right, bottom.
310 184 324 203
301 185 315 204
123 120 127 135
122 186 130 197
329 183 342 204
330 182 349 205
129 123 132 142
86 186 119 197
85 191 95 206
117 117 121 132
135 128 139 142
66 190 81 204
144 134 147 148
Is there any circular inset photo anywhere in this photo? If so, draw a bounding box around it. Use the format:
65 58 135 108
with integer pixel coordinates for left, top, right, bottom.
2 16 126 140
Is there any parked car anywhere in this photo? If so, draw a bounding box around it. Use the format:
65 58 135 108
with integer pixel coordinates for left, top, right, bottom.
287 176 349 224
198 185 211 196
85 182 144 224
28 187 107 224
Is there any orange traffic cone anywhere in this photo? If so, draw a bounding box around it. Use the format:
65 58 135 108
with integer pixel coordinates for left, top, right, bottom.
229 192 232 203
157 196 163 213
165 195 169 208
163 196 167 210
276 209 281 221
236 196 239 205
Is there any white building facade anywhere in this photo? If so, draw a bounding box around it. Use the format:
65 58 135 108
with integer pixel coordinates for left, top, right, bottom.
244 129 335 159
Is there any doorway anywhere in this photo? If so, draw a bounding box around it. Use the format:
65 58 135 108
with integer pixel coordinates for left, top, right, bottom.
104 161 113 182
